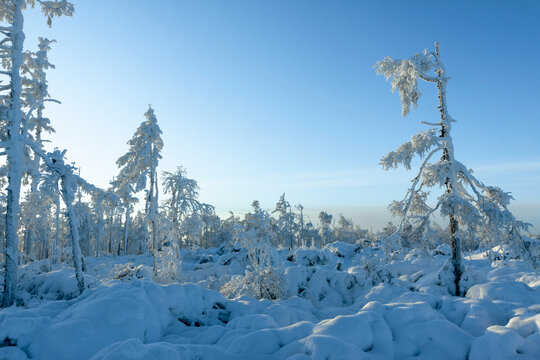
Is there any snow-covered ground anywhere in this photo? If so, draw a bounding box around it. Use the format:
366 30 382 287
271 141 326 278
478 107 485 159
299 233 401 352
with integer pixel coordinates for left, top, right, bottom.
1 243 539 359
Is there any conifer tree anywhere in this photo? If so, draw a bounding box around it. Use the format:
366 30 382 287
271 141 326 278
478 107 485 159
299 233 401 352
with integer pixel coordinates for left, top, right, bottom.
116 106 163 272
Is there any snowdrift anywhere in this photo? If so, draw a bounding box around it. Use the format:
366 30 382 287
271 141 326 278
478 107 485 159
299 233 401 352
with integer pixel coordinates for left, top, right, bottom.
1 243 539 359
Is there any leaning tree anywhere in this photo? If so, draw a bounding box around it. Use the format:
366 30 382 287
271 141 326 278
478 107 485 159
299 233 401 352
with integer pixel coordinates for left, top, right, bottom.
375 43 535 296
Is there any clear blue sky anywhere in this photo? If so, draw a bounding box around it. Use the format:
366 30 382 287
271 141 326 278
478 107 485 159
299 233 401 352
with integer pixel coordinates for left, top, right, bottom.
22 0 540 231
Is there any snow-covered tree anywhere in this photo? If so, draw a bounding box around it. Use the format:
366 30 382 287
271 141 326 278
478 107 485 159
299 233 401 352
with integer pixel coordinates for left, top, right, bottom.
19 37 57 259
336 215 356 244
375 43 535 295
39 149 85 294
0 0 73 308
110 181 137 255
200 204 219 248
222 208 284 300
318 211 334 247
161 166 199 240
295 204 306 247
116 106 163 272
38 169 61 265
90 190 118 257
273 193 295 249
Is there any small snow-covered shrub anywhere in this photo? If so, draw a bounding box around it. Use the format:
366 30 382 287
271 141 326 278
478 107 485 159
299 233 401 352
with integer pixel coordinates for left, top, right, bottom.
204 274 231 291
220 209 286 300
323 241 359 259
379 233 402 258
155 243 182 284
294 248 327 267
110 262 149 281
57 246 73 265
361 256 393 286
434 258 472 296
221 266 285 300
433 243 452 257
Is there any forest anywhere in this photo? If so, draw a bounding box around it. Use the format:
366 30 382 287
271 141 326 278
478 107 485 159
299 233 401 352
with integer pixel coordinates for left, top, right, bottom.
0 1 539 359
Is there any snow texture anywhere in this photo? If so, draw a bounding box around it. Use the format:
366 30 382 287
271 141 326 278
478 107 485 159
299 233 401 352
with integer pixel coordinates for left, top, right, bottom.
1 244 539 359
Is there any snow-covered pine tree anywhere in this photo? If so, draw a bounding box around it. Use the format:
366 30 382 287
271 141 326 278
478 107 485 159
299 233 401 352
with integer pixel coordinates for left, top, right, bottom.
116 106 163 273
0 0 73 308
375 43 534 295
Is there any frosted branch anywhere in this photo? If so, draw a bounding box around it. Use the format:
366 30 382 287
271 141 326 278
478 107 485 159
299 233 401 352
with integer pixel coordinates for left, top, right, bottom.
398 146 442 232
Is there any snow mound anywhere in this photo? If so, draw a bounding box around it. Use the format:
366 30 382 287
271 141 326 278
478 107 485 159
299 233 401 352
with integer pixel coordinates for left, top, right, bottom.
1 247 539 359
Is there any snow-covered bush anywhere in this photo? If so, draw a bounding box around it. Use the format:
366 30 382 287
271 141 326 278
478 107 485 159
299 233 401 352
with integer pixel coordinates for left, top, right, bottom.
434 258 472 296
361 255 393 286
220 209 286 300
221 266 285 300
110 262 150 281
154 242 182 284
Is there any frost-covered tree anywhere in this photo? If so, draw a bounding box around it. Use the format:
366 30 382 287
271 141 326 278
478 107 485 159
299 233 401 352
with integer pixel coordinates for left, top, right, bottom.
161 166 200 241
90 190 118 257
213 211 238 247
74 189 92 257
273 193 295 249
303 221 320 248
116 106 163 272
318 211 334 247
336 215 356 244
222 208 284 300
161 166 216 250
110 181 137 255
0 0 73 308
38 169 61 264
200 204 219 248
38 149 84 294
295 204 306 247
375 43 535 295
19 37 57 258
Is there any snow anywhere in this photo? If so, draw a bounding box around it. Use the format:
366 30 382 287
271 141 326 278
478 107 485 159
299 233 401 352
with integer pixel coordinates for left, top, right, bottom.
1 243 539 359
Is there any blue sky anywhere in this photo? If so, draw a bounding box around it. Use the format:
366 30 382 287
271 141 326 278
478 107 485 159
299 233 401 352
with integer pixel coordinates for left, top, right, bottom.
22 0 540 230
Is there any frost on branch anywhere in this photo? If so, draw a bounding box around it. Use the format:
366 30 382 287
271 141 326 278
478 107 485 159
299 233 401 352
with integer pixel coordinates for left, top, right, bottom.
38 0 74 27
375 43 538 294
380 129 440 170
374 50 434 117
220 209 286 300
